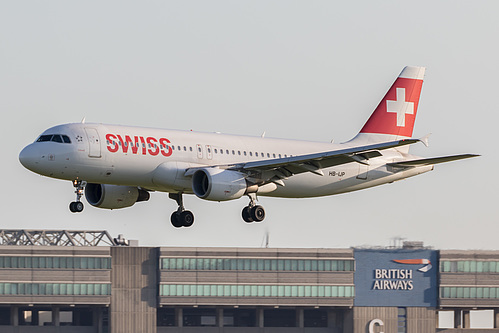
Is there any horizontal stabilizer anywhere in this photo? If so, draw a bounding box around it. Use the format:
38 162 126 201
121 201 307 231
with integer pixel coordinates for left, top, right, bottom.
388 154 479 167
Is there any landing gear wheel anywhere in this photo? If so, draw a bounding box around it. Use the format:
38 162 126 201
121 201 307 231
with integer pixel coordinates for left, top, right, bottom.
70 180 86 213
242 206 254 223
170 212 183 228
180 211 194 227
170 210 195 228
69 201 84 213
250 205 265 222
168 193 195 228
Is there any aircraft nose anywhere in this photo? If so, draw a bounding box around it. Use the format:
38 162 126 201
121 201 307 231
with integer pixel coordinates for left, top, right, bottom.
19 144 40 171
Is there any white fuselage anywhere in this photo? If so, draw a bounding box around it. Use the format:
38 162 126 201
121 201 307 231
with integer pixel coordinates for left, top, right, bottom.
19 123 432 199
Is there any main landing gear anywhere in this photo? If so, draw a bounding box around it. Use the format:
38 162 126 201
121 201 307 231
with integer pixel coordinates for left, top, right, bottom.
69 180 86 213
169 193 194 228
242 193 266 223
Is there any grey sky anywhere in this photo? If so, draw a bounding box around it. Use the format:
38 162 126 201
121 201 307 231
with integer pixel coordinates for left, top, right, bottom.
1 1 495 249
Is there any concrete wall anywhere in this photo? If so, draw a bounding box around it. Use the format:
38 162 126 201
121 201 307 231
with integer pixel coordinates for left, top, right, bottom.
407 307 436 332
353 307 398 333
353 307 436 333
110 247 157 333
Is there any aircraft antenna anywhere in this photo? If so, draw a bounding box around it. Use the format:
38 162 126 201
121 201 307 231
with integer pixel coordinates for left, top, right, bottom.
81 117 86 124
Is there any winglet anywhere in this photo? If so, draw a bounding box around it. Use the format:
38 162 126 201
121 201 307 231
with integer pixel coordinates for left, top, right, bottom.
419 133 432 147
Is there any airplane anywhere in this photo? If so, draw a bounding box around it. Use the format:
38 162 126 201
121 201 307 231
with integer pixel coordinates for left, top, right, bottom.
19 66 478 228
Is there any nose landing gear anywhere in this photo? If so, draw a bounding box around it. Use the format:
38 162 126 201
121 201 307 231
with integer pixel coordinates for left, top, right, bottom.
69 180 86 213
242 193 265 223
169 193 195 228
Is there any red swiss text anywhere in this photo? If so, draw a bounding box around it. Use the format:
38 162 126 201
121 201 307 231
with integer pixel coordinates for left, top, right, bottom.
106 134 172 157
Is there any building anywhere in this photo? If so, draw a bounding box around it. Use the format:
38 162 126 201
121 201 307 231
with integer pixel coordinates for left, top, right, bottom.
0 230 498 332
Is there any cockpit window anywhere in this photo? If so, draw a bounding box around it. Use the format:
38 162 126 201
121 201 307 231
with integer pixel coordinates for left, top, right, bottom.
37 135 53 142
36 134 72 144
52 135 63 143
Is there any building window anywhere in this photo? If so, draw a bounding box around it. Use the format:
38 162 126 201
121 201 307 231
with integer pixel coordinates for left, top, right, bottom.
157 308 175 326
0 308 10 326
161 258 354 272
38 310 52 326
0 283 110 296
183 308 216 327
223 309 256 327
440 287 499 299
160 284 354 298
304 309 328 327
19 309 34 326
398 307 406 333
0 257 111 269
264 309 296 327
440 260 499 273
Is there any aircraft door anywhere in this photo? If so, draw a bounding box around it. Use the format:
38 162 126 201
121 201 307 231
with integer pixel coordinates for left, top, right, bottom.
206 145 213 160
84 128 101 158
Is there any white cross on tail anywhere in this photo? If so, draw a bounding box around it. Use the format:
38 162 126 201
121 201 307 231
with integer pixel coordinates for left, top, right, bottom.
386 88 414 127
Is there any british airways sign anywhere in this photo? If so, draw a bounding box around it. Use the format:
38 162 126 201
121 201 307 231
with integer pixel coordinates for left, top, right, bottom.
354 249 438 307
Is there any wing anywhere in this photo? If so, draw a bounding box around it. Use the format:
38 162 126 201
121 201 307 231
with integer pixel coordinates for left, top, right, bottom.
185 139 420 185
387 154 479 168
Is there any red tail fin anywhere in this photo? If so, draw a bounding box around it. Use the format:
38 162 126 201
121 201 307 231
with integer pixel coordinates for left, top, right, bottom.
359 66 425 139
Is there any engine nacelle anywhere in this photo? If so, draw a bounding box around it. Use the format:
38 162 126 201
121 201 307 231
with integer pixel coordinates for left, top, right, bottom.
85 184 150 209
192 168 248 201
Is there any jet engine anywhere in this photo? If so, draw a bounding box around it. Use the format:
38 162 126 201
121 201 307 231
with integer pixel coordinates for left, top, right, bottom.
85 183 150 209
192 168 248 201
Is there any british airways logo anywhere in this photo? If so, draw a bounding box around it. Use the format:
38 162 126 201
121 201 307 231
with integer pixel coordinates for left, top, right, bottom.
371 258 432 291
106 134 173 157
392 259 432 273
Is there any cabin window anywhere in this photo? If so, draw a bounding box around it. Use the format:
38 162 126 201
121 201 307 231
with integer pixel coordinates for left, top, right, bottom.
214 149 218 154
273 153 276 158
232 150 235 155
183 146 187 151
279 154 281 158
178 146 181 151
238 151 241 156
255 152 258 157
243 151 247 156
220 149 223 154
190 147 193 152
